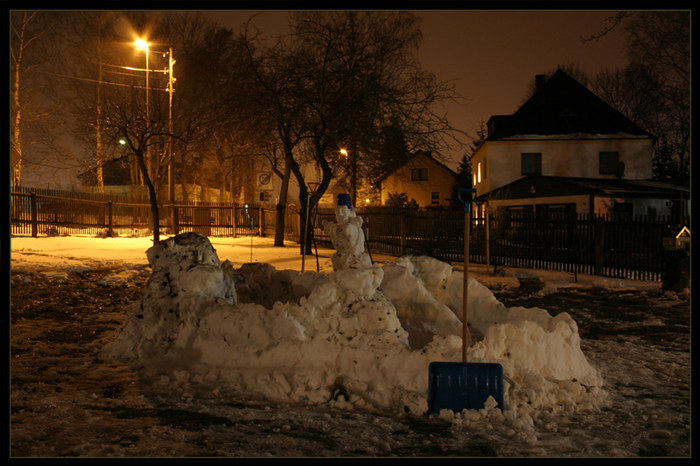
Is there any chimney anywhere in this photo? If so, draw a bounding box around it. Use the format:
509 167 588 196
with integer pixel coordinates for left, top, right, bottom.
535 74 546 92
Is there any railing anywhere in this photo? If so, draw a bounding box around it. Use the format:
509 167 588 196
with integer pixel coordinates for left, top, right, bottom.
9 191 300 241
11 190 688 281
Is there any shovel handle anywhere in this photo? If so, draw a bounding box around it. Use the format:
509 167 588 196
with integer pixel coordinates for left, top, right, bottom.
460 188 477 362
463 208 472 362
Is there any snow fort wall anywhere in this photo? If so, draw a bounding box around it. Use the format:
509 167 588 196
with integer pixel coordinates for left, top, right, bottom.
105 216 607 420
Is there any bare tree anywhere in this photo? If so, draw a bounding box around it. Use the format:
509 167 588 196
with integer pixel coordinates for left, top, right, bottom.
101 78 177 243
586 11 690 184
241 22 309 247
10 11 60 188
288 11 464 254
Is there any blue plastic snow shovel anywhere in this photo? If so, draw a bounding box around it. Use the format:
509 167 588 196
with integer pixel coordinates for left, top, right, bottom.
427 188 504 414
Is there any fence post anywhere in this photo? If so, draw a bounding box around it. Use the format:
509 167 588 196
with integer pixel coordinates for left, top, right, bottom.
259 207 264 237
594 215 605 276
30 191 38 237
170 202 177 235
485 205 490 267
172 203 179 235
232 205 237 238
400 212 407 256
107 201 114 237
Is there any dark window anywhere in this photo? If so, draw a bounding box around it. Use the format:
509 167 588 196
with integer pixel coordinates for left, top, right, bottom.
536 203 576 221
259 191 271 202
647 206 657 220
521 153 541 175
411 168 428 181
599 152 619 174
613 201 633 221
431 192 439 204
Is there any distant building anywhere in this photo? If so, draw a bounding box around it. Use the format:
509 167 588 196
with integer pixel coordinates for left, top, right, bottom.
376 150 457 208
471 70 689 219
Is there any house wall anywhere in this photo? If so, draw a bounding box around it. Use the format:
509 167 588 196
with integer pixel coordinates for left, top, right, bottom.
380 154 456 207
472 137 653 197
593 196 686 218
488 195 683 219
486 194 590 215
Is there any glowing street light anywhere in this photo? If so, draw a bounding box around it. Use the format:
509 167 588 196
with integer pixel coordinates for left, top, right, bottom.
133 39 150 121
132 38 177 209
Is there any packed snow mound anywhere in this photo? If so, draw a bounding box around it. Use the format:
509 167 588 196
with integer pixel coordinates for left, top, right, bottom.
380 255 602 388
145 231 237 305
381 257 461 349
228 262 328 309
106 210 607 419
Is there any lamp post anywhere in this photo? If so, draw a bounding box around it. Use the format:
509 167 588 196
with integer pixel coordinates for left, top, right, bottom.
301 182 320 273
134 40 176 229
166 46 174 205
134 40 150 202
340 147 357 206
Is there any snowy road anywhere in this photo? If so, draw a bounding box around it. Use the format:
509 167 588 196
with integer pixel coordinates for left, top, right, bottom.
9 236 690 458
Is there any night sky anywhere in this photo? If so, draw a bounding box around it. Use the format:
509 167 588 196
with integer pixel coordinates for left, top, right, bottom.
204 9 630 167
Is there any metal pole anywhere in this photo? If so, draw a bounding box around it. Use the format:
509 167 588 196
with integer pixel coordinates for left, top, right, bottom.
145 48 149 180
485 203 490 267
462 208 470 363
301 192 310 272
458 188 476 363
168 47 175 233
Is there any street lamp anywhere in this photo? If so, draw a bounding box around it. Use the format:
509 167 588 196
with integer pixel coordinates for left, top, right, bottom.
134 40 176 222
134 39 149 123
134 39 150 202
339 147 357 206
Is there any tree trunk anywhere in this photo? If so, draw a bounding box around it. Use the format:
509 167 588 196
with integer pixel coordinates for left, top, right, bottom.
274 163 291 246
11 13 31 189
95 59 104 196
135 148 160 244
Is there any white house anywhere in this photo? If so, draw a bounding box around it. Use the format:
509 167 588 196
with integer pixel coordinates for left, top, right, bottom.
471 70 689 219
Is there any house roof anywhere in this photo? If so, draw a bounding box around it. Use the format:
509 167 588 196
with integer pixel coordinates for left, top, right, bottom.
376 150 457 183
478 175 690 201
78 156 131 186
486 70 654 140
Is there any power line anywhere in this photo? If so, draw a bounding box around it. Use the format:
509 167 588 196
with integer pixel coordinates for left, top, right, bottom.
36 69 169 92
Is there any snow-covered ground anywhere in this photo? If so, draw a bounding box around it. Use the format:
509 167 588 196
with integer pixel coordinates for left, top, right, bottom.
10 213 690 458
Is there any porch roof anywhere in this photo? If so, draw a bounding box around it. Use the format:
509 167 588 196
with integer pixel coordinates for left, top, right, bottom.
477 175 690 201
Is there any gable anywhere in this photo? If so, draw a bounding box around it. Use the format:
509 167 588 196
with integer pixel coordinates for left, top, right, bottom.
378 151 456 183
487 70 653 139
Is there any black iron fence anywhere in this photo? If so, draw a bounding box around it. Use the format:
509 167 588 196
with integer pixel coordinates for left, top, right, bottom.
316 207 685 282
9 191 300 240
11 189 687 281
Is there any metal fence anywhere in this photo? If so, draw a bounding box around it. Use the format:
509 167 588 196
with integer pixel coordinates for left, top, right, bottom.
9 191 300 240
316 207 685 282
11 190 686 281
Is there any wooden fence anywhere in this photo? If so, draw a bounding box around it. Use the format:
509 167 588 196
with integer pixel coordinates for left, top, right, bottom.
11 190 686 281
9 191 300 241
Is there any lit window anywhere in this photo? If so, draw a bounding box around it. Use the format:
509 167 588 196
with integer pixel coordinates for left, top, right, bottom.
477 162 482 183
473 173 477 186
